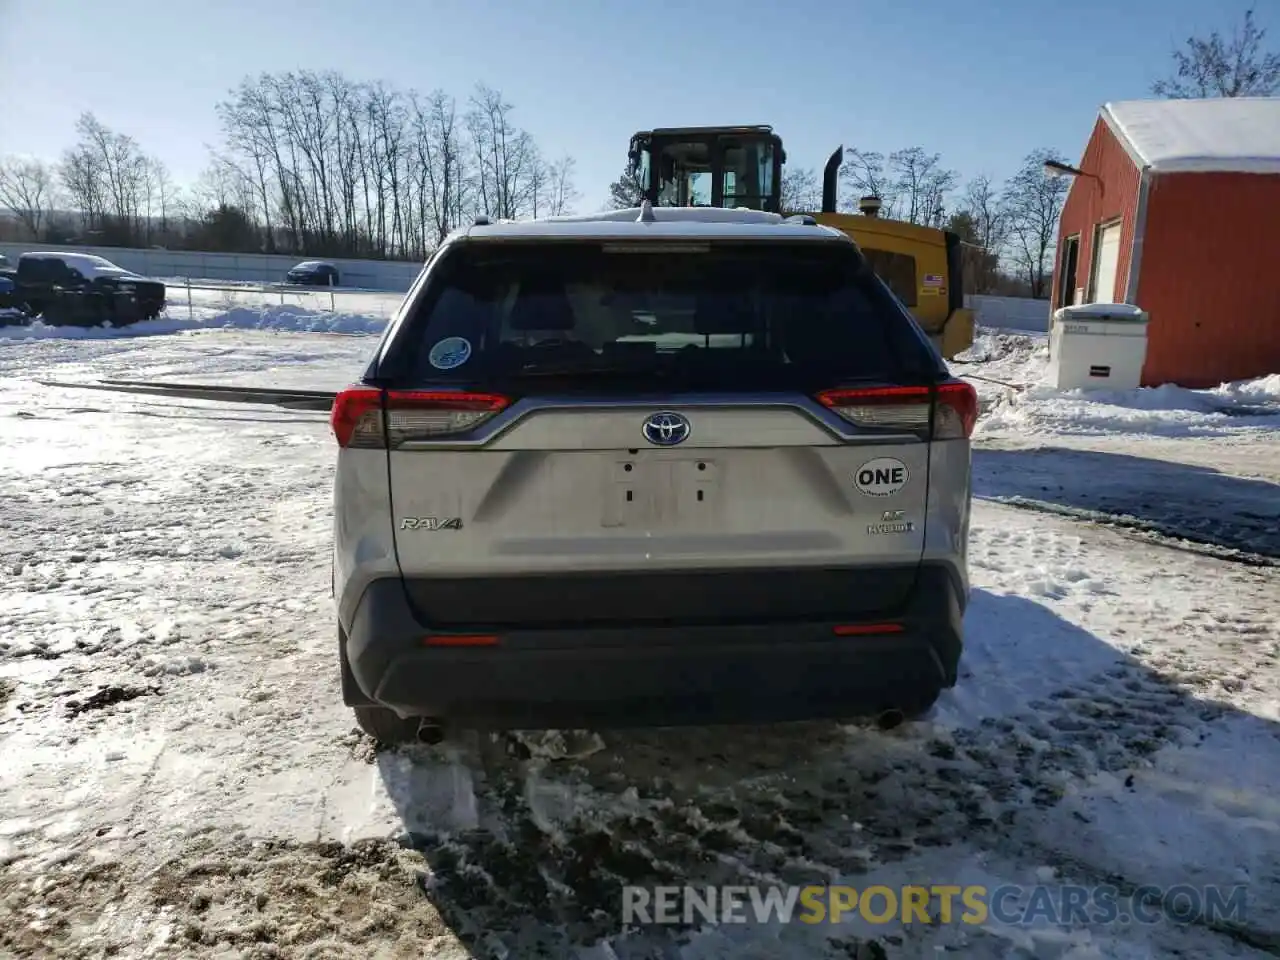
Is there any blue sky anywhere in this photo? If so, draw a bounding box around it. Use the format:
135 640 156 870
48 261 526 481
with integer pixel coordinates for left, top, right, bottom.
0 0 1272 211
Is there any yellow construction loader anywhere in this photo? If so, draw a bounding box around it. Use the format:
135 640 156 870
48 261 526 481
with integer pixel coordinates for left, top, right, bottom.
627 125 975 359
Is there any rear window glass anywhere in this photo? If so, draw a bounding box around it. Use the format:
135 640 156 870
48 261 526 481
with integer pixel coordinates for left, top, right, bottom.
400 241 942 390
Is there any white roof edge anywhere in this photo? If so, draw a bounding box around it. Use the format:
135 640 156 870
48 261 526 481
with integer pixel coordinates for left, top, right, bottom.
1133 156 1280 174
1099 103 1150 170
1101 98 1280 175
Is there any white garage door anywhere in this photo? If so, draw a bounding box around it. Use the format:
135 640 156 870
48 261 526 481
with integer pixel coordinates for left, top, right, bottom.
1091 221 1123 303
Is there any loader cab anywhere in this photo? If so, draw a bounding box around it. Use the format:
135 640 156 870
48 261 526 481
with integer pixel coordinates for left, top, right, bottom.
628 126 785 213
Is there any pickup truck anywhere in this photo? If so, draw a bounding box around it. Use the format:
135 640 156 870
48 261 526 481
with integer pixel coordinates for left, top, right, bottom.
1 251 167 325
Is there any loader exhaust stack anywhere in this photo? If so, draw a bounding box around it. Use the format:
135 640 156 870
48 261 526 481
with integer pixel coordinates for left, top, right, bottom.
822 146 842 214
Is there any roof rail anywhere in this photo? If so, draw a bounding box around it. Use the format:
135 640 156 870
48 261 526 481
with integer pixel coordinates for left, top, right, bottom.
784 214 818 225
547 206 787 225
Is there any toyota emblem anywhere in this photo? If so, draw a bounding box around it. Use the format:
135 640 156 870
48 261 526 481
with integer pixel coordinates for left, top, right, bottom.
642 411 691 446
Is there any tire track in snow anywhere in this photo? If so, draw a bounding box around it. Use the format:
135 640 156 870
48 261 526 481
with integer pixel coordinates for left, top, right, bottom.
981 494 1280 568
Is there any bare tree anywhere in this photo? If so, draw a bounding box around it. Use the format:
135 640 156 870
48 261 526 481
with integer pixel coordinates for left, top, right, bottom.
18 72 573 257
545 156 578 216
523 152 580 219
466 83 539 220
1000 149 1071 299
409 88 471 248
950 175 1006 294
780 166 822 213
1152 8 1280 97
888 148 957 227
839 148 895 216
148 158 177 239
56 112 162 245
837 146 957 225
0 156 56 239
60 135 106 234
959 176 1004 251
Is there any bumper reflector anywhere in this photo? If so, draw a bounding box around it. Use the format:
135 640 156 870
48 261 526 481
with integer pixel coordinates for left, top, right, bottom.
424 634 500 647
832 623 904 636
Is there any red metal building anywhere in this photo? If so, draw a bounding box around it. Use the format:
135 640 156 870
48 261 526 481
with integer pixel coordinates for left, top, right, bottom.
1049 97 1280 387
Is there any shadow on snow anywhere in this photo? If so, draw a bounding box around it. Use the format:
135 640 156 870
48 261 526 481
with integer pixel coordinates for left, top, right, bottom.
373 588 1280 957
975 446 1280 560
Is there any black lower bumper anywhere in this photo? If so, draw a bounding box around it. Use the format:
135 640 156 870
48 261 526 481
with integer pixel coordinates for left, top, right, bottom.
341 564 965 729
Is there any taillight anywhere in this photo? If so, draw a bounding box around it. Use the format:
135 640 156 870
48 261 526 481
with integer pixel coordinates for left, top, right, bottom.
934 382 979 438
815 381 978 440
330 388 511 448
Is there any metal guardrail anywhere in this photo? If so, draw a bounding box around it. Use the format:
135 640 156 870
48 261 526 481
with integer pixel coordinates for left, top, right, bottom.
161 276 403 295
169 278 404 321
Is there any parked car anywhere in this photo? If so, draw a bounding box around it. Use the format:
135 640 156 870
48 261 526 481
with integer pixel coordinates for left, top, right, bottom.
330 204 977 743
10 252 166 324
286 261 340 286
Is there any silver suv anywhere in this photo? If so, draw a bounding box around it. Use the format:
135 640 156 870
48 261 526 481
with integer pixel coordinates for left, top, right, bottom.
331 205 976 743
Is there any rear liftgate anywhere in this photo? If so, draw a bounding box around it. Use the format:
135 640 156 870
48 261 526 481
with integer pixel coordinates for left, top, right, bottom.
329 380 977 632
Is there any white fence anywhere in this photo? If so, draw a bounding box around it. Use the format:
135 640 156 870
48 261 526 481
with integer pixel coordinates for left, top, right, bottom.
0 241 424 292
965 295 1051 333
173 279 405 322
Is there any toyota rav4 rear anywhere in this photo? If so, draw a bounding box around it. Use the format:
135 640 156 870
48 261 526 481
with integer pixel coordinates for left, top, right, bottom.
332 208 975 743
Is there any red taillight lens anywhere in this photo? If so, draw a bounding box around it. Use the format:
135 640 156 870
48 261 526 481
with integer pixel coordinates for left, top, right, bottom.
330 387 382 447
815 381 977 440
330 388 511 448
935 381 979 439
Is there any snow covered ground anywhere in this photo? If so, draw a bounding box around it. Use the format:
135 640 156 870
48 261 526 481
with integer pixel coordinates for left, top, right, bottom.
953 330 1280 563
1 315 1279 959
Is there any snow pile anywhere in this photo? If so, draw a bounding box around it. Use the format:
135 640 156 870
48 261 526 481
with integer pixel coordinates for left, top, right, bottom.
978 372 1280 440
1210 372 1280 406
0 304 388 341
950 329 1050 409
952 329 1048 381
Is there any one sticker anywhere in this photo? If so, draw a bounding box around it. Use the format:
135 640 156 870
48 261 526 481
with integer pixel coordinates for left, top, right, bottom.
855 457 909 497
428 336 472 370
923 274 944 287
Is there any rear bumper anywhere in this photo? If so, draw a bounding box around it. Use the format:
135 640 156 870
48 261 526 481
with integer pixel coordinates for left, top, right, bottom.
341 564 965 728
135 287 166 315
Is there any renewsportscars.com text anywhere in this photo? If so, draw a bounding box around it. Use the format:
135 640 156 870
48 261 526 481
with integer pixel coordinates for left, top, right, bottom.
622 884 1248 927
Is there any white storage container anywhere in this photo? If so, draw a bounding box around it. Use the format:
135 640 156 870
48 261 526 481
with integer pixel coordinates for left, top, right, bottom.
1046 303 1149 390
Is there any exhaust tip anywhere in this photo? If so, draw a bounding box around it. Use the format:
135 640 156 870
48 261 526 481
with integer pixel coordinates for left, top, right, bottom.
876 709 905 731
416 719 445 745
